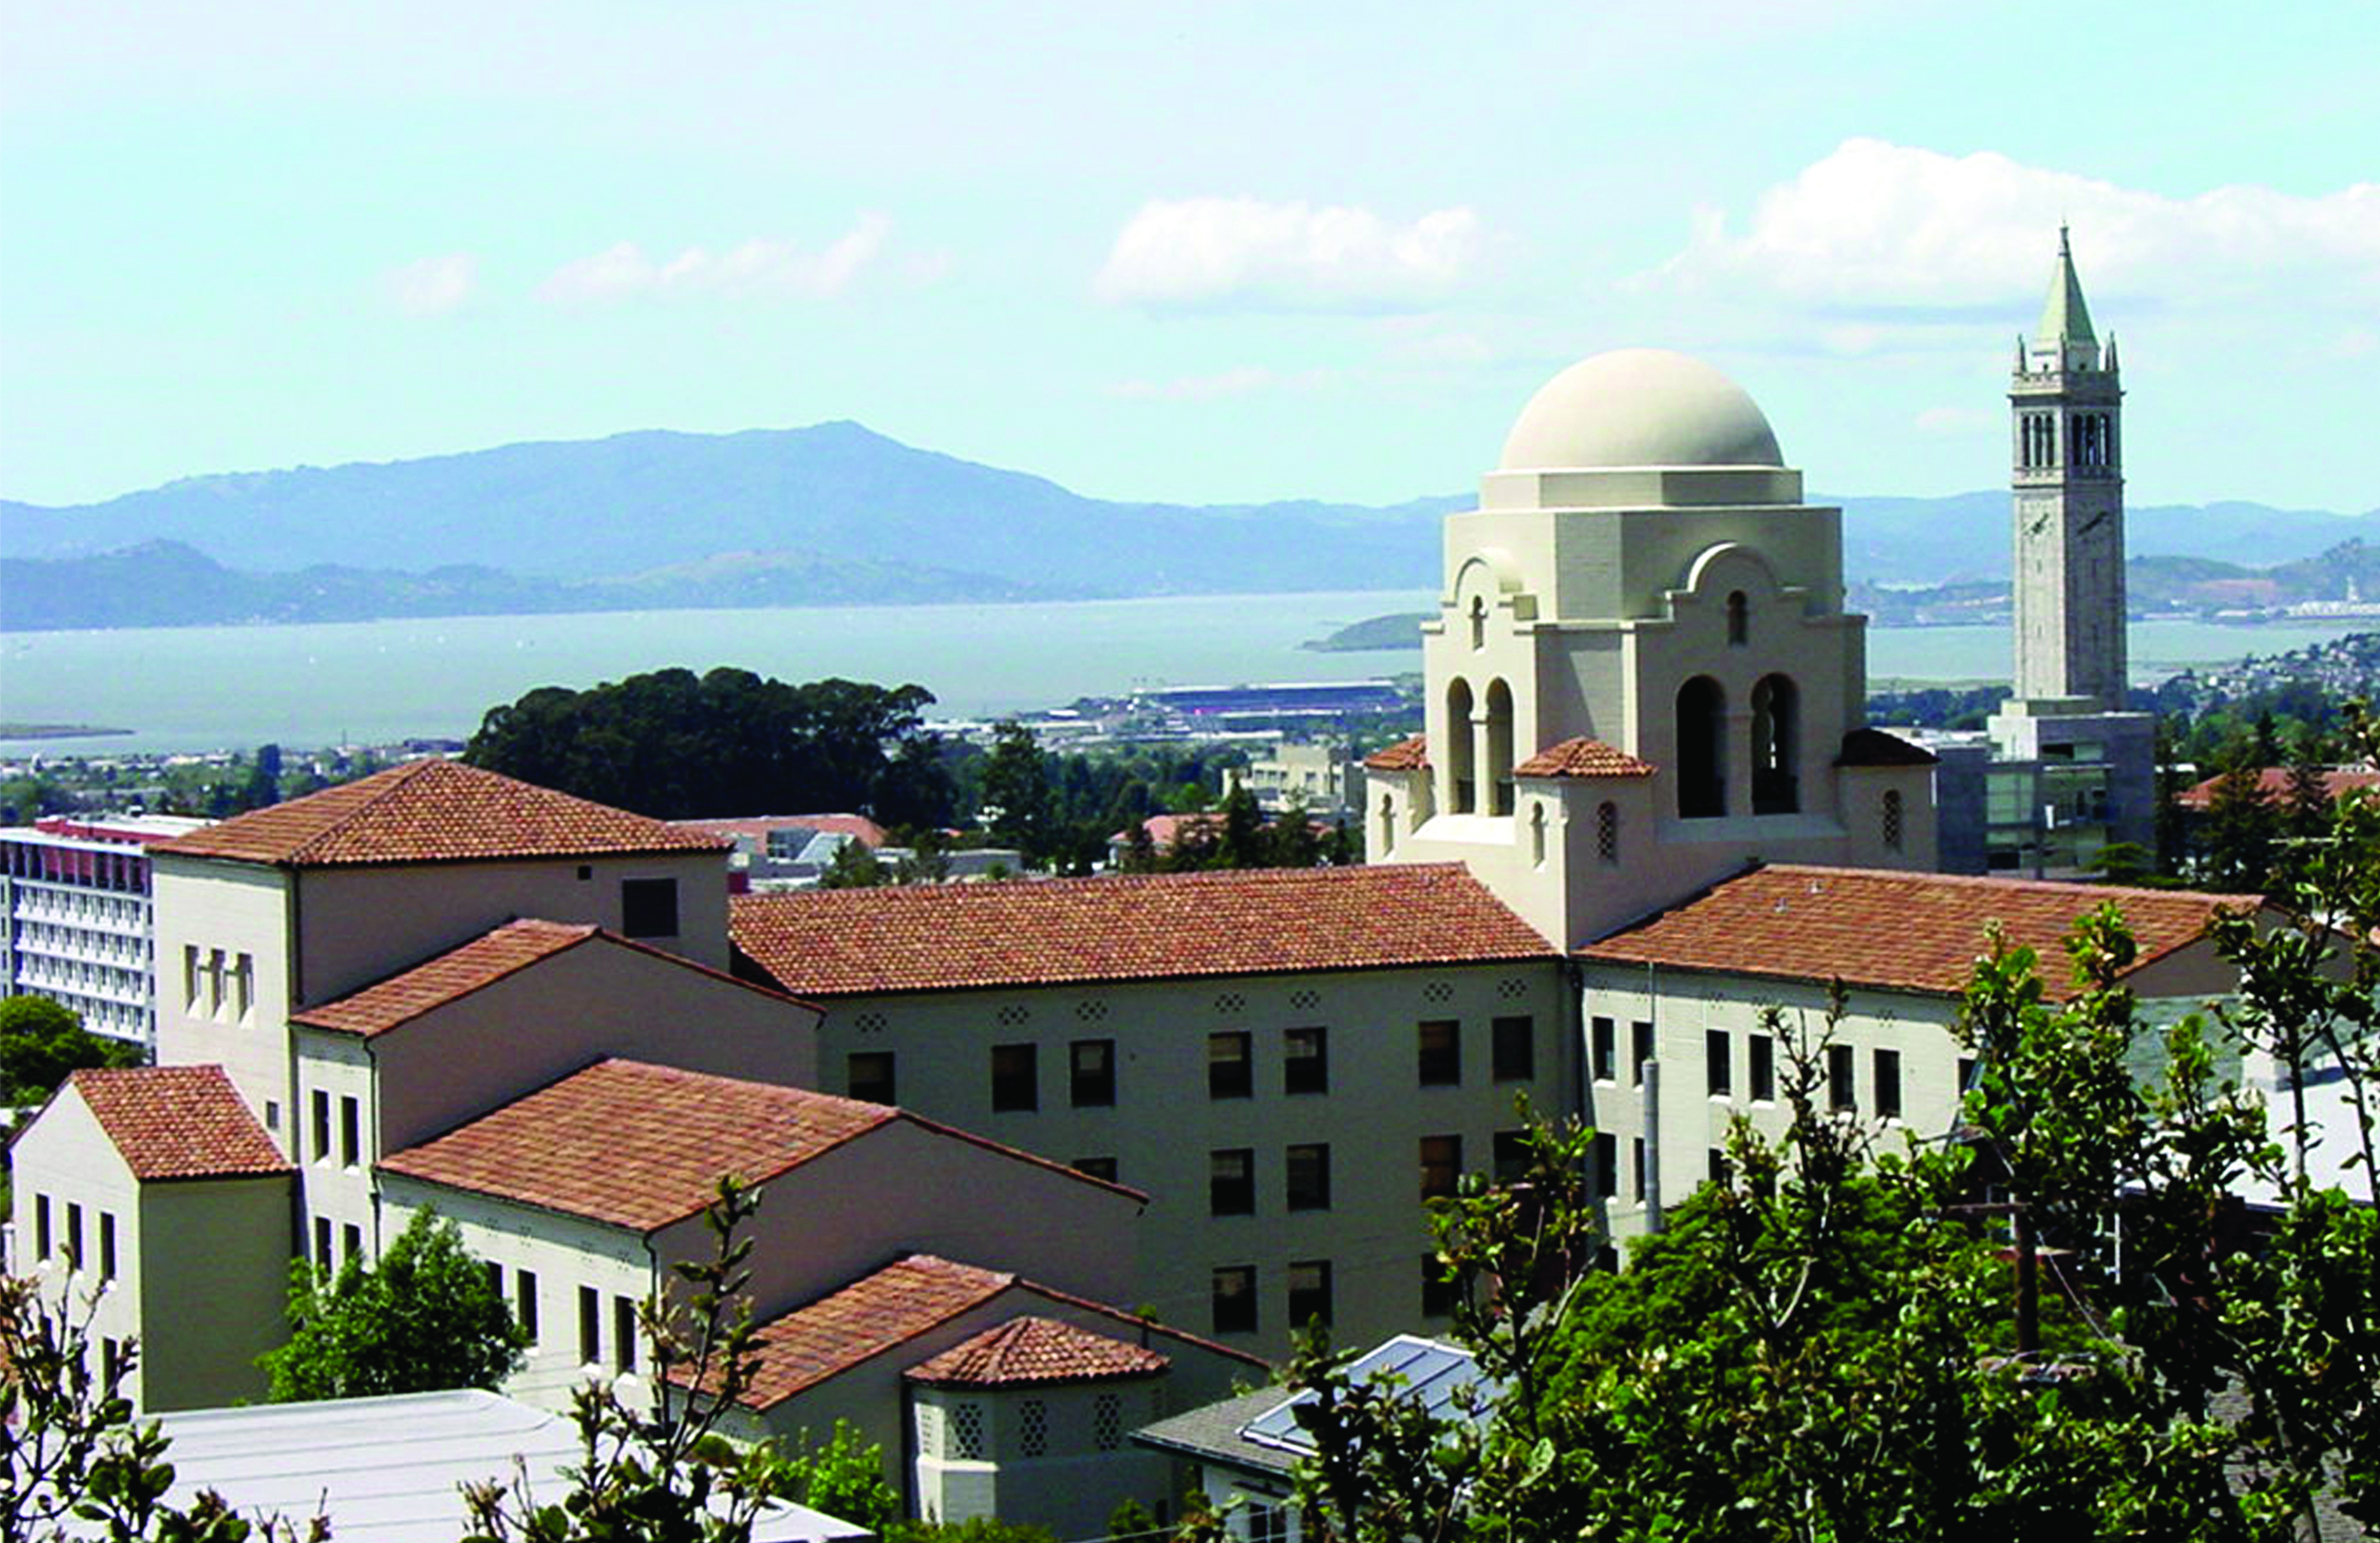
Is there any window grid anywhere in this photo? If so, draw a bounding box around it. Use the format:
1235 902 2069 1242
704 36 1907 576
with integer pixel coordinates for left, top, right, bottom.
1418 1019 1461 1086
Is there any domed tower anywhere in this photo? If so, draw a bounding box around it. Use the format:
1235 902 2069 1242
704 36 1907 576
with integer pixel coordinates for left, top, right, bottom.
1366 349 1937 948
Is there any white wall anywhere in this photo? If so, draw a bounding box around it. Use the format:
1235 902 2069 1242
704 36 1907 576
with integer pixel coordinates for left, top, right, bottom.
152 859 295 1141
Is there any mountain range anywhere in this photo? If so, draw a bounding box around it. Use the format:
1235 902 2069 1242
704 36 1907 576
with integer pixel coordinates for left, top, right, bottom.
3 421 2372 630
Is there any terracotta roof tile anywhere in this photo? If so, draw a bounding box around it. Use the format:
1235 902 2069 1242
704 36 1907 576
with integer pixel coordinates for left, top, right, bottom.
905 1315 1169 1387
686 1255 1261 1411
291 920 597 1036
70 1065 292 1181
150 760 729 868
1512 738 1655 779
1835 727 1938 767
1362 734 1430 772
673 814 891 849
1578 864 2259 1000
2174 766 2380 812
731 863 1556 997
377 1060 895 1230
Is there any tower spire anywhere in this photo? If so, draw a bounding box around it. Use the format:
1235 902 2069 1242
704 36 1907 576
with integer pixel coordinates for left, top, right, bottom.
2035 225 2097 350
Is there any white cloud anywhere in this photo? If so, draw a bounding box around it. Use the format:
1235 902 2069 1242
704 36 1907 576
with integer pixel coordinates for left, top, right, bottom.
1107 366 1334 402
537 214 895 305
1652 139 2380 318
385 252 477 316
1095 198 1493 313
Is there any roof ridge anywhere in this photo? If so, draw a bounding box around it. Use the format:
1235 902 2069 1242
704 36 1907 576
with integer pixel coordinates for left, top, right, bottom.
1762 862 2261 908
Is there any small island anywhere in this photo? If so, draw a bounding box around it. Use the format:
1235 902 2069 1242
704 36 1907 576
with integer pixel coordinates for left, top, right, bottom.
1 722 134 740
1302 611 1431 652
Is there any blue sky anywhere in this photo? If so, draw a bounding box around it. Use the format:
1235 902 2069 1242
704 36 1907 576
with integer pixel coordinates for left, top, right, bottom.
5 0 2374 512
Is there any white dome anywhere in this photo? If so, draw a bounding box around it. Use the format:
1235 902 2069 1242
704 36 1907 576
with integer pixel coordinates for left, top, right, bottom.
1497 349 1783 471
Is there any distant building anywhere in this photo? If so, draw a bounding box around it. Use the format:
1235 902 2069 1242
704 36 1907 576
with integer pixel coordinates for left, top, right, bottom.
1234 740 1363 818
1 812 212 1048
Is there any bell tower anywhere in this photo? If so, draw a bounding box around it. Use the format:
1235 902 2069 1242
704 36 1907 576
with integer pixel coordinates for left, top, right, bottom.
2010 226 2125 710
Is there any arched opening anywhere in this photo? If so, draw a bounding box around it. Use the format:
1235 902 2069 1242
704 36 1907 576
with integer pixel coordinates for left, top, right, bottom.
1445 678 1476 813
1881 789 1903 853
1751 674 1799 815
1596 800 1619 866
1483 678 1515 816
1529 802 1547 868
1726 591 1749 647
1378 793 1397 857
1676 676 1726 819
1468 594 1488 651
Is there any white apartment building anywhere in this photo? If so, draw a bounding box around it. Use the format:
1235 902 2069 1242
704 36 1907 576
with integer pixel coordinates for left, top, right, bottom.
2 814 211 1047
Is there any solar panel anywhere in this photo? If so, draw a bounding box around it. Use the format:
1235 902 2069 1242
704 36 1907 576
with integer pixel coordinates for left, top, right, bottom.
1237 1335 1493 1454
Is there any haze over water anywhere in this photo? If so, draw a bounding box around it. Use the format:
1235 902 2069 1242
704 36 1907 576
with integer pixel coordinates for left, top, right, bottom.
3 596 2369 756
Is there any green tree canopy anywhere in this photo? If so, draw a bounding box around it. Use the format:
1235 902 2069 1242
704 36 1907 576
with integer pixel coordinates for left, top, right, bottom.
0 996 141 1107
260 1209 527 1401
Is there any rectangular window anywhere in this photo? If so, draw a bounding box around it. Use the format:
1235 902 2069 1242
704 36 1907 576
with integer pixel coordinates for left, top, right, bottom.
580 1286 602 1365
1210 1148 1255 1215
1828 1043 1857 1111
1592 1016 1615 1081
1418 1019 1461 1085
232 952 254 1019
1283 1026 1328 1095
313 1216 332 1272
846 1051 896 1105
1491 1015 1535 1081
341 1223 362 1264
1287 1261 1333 1328
1070 1039 1115 1107
1072 1157 1119 1182
990 1043 1038 1111
1958 1056 1979 1100
1594 1133 1617 1198
1285 1143 1330 1211
312 1090 332 1164
1208 1031 1252 1099
619 878 679 938
1707 1030 1732 1097
182 944 201 1010
1631 1136 1647 1203
265 1100 281 1132
1750 1033 1776 1102
614 1296 638 1372
485 1260 503 1297
1420 1256 1458 1318
1632 1020 1655 1085
1212 1266 1258 1335
1708 1147 1731 1185
516 1271 540 1342
35 1195 52 1261
65 1203 83 1272
1493 1129 1529 1185
1420 1134 1462 1200
339 1095 361 1168
1874 1048 1903 1120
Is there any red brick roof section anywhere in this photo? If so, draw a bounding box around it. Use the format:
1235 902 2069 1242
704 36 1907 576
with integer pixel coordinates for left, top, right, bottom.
711 1255 1016 1410
2174 767 2380 813
1578 864 2259 1000
292 919 598 1036
1512 738 1656 779
730 863 1557 997
1362 734 1430 771
70 1065 292 1182
150 759 730 868
905 1315 1170 1388
378 1059 895 1231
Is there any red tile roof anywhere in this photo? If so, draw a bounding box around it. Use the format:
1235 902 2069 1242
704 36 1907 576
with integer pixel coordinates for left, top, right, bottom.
906 1315 1169 1387
685 1254 1259 1411
1363 734 1430 772
291 920 597 1035
2174 766 2380 812
731 863 1556 997
149 760 729 869
69 1065 292 1182
1578 864 2259 999
673 814 891 849
1513 738 1655 778
378 1060 895 1230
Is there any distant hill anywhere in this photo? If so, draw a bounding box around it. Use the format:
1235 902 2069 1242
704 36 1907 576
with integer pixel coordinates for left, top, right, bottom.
2 421 2368 630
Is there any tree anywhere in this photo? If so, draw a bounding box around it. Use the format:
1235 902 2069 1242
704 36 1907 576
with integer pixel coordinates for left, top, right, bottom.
2200 759 2278 889
260 1209 527 1401
980 720 1056 862
817 839 886 889
0 996 141 1107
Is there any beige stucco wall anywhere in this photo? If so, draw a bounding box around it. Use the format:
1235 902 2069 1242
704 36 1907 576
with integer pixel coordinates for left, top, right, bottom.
293 850 730 1005
345 938 818 1155
911 1375 1178 1536
10 1085 292 1413
152 858 297 1141
292 1029 379 1270
809 962 1573 1352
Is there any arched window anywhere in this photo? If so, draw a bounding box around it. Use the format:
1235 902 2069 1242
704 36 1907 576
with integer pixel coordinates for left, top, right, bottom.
1881 789 1904 852
1484 678 1515 816
1751 674 1799 815
1596 800 1619 866
1445 679 1476 813
1530 802 1547 869
1726 591 1749 647
1468 594 1488 651
1378 793 1397 857
1676 676 1726 819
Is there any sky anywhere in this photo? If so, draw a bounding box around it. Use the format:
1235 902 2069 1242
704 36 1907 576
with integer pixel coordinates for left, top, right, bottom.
4 1 2375 514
